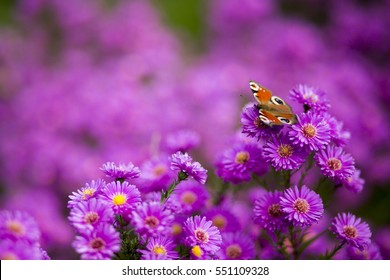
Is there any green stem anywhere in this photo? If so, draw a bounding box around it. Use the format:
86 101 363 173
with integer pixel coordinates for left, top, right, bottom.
298 155 314 187
161 171 188 203
281 170 291 188
322 241 346 260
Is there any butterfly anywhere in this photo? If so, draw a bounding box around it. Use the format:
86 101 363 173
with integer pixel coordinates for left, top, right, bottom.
249 81 297 126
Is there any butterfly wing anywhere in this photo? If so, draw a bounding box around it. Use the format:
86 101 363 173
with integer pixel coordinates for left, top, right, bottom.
250 81 297 126
249 81 272 105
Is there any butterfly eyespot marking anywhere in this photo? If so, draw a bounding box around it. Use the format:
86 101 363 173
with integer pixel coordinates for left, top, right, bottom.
260 115 271 125
249 81 260 92
270 96 285 105
278 117 291 124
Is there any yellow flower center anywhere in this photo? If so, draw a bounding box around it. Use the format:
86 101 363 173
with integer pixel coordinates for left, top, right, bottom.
327 158 342 171
153 164 167 176
293 198 310 214
172 223 183 236
343 225 358 239
191 245 203 258
153 246 167 255
82 188 95 200
2 253 18 260
181 191 197 205
235 151 250 164
226 244 242 259
302 124 317 138
113 194 127 205
212 214 227 230
6 220 25 236
277 144 293 158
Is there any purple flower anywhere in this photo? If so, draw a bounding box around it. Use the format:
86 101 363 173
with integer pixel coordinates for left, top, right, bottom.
131 201 174 238
0 210 40 244
167 180 209 215
183 215 222 254
100 181 141 216
330 212 371 251
137 155 175 193
68 179 105 208
0 239 44 260
346 242 382 260
314 145 355 183
324 114 351 147
139 236 179 260
254 190 285 231
72 224 120 260
262 134 308 171
280 185 324 227
216 232 255 260
100 162 141 181
289 84 330 112
163 129 200 153
241 103 282 140
170 152 207 184
288 111 331 151
68 198 114 232
204 207 241 233
216 140 268 184
343 169 364 193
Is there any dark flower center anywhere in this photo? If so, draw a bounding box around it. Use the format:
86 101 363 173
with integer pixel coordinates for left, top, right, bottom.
277 144 293 158
268 203 282 218
212 214 227 230
90 237 106 250
195 229 209 243
226 244 242 259
293 198 310 214
85 212 100 224
343 225 358 239
254 117 267 128
327 158 342 171
302 124 317 138
235 151 250 164
181 191 197 205
145 216 159 228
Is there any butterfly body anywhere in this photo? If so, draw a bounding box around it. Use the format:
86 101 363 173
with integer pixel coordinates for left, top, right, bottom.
249 81 297 126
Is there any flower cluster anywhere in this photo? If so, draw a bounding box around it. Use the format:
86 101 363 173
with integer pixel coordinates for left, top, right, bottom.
0 210 49 260
62 83 377 260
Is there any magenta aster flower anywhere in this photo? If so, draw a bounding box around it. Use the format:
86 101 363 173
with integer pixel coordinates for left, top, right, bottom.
68 179 105 208
262 134 308 171
139 236 179 260
324 114 351 147
137 155 174 193
68 198 114 232
100 161 141 181
183 216 222 254
346 242 382 260
254 190 285 231
215 140 268 184
216 232 255 260
167 180 209 215
131 201 174 238
314 145 355 183
100 181 141 216
170 152 207 184
204 207 241 233
72 224 120 260
330 212 371 251
280 185 324 227
241 103 282 140
288 111 331 151
0 239 44 260
289 84 330 112
163 129 200 153
0 210 40 244
343 169 364 193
